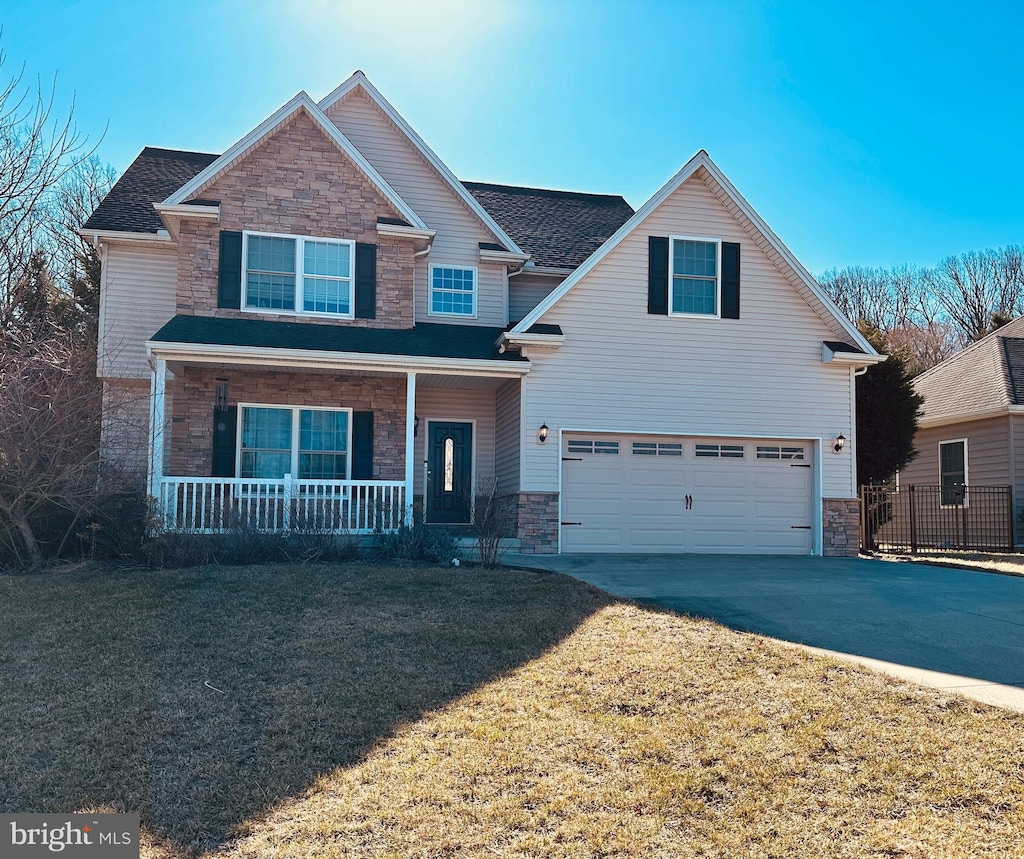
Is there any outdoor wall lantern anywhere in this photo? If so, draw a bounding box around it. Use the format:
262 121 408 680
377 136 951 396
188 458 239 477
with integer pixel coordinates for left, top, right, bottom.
537 423 549 444
833 433 846 454
414 416 420 436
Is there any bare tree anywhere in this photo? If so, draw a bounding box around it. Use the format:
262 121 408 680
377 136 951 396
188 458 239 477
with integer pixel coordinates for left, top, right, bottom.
928 246 1024 342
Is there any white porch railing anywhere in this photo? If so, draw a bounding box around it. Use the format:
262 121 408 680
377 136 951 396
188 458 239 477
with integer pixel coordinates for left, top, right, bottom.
155 476 406 534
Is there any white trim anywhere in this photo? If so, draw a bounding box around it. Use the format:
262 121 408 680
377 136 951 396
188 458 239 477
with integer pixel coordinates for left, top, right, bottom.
823 342 887 366
555 427 821 555
668 234 721 320
511 150 877 356
522 264 575 277
236 402 353 481
427 264 478 320
500 333 565 349
145 340 531 377
376 222 436 241
424 417 477 524
152 203 220 220
318 72 525 256
938 437 969 508
918 406 1024 429
480 248 531 265
404 373 416 525
163 92 427 231
242 230 356 320
80 229 174 247
149 358 167 499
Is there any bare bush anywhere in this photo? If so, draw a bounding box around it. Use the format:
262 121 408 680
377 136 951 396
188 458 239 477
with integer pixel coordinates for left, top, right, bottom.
472 477 518 568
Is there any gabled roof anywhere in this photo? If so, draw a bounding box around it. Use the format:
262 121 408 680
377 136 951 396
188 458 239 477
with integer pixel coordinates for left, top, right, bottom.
320 71 525 258
913 316 1024 424
83 148 218 233
461 181 634 269
510 150 877 356
163 91 427 230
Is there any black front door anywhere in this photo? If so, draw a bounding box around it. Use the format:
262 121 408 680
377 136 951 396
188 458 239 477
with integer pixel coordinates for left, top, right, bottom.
428 422 472 524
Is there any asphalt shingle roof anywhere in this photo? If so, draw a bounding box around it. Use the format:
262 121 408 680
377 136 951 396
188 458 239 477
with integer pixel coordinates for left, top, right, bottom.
84 149 636 271
83 147 219 233
462 181 635 269
151 316 528 363
913 316 1024 420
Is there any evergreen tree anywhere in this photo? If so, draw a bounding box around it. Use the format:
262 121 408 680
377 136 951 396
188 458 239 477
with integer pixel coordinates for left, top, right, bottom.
856 322 923 485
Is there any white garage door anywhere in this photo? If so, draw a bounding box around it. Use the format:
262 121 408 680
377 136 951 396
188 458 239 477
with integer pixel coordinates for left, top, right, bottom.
561 434 815 554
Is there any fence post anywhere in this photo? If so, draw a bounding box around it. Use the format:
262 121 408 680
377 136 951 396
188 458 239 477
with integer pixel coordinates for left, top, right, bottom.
283 473 293 531
909 484 917 554
1009 487 1016 552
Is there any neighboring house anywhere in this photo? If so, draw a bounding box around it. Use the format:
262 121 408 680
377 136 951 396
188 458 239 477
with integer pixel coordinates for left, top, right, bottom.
902 316 1024 545
82 71 881 556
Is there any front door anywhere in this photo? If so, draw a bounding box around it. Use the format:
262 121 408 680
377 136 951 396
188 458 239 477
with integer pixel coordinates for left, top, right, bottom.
428 422 473 524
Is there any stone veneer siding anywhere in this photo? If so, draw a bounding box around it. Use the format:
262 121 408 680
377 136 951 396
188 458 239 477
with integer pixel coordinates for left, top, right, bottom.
176 110 414 329
517 492 559 554
823 498 861 557
167 367 405 479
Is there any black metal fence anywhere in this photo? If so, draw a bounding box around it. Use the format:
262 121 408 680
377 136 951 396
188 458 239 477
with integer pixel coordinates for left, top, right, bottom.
861 484 1015 553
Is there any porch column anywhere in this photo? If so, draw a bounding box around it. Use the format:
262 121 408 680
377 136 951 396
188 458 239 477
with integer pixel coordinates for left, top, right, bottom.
148 357 167 501
404 371 416 525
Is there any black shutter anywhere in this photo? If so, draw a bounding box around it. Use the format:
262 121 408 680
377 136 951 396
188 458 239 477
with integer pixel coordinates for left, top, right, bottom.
217 231 243 309
648 236 669 315
211 406 237 477
355 243 377 319
721 242 740 319
351 411 374 479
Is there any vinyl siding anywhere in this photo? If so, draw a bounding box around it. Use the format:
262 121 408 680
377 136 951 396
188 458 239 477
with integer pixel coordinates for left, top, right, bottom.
326 92 506 326
99 243 178 379
519 172 856 499
414 387 496 497
494 379 521 494
901 418 1011 488
509 273 561 325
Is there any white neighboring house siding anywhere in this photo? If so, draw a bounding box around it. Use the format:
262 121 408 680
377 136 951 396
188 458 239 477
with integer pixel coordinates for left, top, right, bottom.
519 173 857 499
98 242 178 379
325 92 507 327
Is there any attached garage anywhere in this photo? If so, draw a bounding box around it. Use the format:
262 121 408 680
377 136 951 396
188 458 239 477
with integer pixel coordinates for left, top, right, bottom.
560 433 816 554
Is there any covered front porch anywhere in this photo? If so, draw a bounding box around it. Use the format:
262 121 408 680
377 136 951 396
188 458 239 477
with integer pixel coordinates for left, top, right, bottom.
146 345 527 535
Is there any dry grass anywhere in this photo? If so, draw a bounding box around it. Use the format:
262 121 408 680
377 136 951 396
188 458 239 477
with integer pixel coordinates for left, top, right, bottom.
875 551 1024 577
3 562 1024 858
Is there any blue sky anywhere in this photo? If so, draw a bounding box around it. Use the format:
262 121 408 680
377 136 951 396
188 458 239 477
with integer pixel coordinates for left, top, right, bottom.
3 0 1022 274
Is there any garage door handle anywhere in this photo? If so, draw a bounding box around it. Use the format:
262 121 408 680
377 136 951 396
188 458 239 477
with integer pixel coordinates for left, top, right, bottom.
791 525 811 529
561 521 582 526
562 457 583 462
791 463 812 468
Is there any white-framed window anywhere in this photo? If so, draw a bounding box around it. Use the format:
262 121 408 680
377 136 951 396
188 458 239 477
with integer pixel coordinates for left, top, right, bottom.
756 445 806 460
670 236 720 317
429 265 477 317
243 231 354 318
939 439 968 506
632 441 683 456
695 443 744 458
566 439 620 455
238 404 351 480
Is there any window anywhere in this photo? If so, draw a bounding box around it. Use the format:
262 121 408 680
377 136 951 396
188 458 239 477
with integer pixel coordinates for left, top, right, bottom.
244 232 354 317
756 446 806 460
239 406 349 480
695 443 744 458
670 236 719 316
632 441 683 456
939 439 967 506
429 265 476 317
566 439 620 455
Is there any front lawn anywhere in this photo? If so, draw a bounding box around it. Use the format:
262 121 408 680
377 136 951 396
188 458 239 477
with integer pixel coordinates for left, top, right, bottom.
2 562 1022 858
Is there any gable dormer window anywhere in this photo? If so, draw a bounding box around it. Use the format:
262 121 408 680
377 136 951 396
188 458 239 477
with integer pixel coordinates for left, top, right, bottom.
429 265 477 318
243 231 355 318
669 236 720 317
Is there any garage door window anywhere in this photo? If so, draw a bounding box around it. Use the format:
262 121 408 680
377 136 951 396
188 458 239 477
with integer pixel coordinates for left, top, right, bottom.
632 441 683 456
756 446 805 460
567 439 620 455
695 443 744 458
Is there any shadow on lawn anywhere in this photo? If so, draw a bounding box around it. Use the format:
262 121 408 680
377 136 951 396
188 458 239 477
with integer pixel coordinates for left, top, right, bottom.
0 563 612 856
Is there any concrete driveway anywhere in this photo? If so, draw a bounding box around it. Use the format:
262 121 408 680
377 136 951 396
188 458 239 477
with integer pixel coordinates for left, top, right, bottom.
504 553 1024 709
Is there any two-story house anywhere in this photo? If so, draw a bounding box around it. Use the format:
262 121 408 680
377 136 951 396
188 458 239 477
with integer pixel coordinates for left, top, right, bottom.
83 72 881 555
